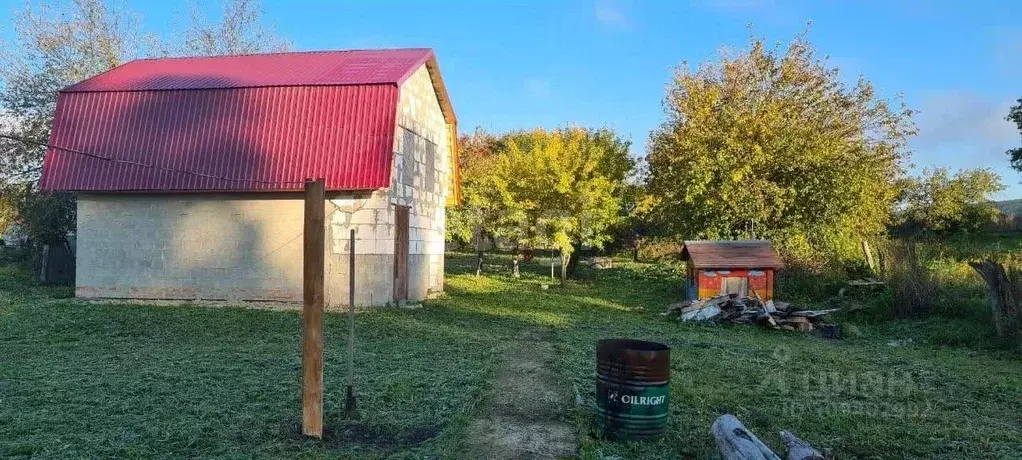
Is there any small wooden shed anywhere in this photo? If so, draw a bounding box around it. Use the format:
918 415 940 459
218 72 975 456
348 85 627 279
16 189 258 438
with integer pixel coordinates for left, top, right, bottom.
681 240 784 300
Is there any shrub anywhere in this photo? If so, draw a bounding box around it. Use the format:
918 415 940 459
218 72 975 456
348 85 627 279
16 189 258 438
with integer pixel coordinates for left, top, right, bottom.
635 238 682 262
886 241 938 318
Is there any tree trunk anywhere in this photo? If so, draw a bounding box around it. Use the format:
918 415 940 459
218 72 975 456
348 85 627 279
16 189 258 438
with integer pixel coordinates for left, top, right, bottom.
476 250 484 277
632 238 641 262
38 244 50 284
968 260 1022 339
566 240 582 277
512 246 520 279
560 250 570 287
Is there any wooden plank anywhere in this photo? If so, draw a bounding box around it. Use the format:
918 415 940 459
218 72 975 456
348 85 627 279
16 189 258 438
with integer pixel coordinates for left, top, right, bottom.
302 178 326 438
393 205 409 302
862 239 876 273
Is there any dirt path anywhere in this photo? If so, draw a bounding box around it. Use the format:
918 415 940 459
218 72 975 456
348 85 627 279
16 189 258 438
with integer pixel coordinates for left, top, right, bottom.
463 329 577 459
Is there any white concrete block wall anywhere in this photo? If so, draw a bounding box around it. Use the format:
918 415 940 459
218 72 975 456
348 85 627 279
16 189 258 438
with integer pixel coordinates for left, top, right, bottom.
391 64 450 298
76 193 307 301
75 63 452 306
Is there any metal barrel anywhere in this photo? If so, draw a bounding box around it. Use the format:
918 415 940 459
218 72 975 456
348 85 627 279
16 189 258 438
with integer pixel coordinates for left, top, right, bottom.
596 339 671 440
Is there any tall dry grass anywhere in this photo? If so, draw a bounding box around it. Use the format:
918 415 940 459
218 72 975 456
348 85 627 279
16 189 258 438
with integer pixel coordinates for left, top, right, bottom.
885 241 938 318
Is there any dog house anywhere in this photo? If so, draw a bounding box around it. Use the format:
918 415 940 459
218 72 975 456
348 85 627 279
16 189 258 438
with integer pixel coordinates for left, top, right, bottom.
681 240 784 300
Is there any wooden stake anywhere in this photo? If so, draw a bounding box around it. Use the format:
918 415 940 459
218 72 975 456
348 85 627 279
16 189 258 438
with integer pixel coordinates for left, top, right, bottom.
345 228 357 418
862 240 876 274
302 178 326 438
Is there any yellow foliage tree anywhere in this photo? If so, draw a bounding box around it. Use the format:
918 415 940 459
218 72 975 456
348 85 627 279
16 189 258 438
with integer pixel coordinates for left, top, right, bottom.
647 32 916 266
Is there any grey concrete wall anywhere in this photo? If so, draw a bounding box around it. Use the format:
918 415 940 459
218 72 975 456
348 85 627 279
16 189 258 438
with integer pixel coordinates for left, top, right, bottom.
76 193 305 301
77 193 394 307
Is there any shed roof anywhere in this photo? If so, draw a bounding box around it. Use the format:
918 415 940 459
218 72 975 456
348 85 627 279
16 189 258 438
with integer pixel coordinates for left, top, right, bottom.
681 240 784 269
40 48 456 192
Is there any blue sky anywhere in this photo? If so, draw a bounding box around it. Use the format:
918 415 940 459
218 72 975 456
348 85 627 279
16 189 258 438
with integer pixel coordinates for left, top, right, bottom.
4 0 1022 198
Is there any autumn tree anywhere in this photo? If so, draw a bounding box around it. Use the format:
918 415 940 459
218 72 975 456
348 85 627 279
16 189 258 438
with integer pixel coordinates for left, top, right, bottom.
0 0 289 250
0 0 143 185
896 168 1004 236
501 128 633 284
179 0 290 56
0 0 145 248
646 32 915 265
445 129 527 276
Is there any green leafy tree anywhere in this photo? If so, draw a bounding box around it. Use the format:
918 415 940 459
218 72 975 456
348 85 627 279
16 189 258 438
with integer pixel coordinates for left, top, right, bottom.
1007 99 1022 173
501 128 633 284
896 167 1004 236
448 127 634 281
608 181 656 262
646 32 915 265
445 129 527 275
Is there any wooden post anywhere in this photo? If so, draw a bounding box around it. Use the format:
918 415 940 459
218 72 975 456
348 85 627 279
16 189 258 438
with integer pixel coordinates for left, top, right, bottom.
345 228 357 418
39 244 50 284
302 178 326 438
862 240 876 274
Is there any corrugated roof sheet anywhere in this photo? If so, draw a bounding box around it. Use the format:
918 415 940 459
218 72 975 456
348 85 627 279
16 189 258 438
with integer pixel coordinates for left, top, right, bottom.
63 48 434 92
40 48 445 192
682 240 785 269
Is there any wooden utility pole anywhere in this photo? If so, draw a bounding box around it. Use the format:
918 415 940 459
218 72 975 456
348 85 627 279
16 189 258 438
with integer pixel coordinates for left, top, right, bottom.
302 178 326 438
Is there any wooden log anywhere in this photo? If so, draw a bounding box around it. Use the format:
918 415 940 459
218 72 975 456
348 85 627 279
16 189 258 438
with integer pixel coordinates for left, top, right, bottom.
780 431 825 460
711 414 781 460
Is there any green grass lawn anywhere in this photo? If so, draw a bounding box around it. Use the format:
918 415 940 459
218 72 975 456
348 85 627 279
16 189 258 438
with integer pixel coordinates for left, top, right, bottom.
2 252 1021 459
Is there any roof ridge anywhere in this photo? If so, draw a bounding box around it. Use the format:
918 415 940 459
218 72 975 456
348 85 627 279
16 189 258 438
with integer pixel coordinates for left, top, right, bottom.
129 47 433 63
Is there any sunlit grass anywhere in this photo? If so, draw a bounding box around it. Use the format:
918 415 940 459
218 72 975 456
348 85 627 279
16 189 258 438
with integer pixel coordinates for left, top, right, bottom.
1 246 1020 459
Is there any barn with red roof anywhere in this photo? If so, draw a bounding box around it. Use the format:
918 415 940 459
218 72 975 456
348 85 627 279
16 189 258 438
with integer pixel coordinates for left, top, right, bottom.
41 48 459 306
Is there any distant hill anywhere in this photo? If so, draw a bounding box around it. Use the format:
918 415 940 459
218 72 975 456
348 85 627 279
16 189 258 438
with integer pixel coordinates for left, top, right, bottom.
994 199 1022 217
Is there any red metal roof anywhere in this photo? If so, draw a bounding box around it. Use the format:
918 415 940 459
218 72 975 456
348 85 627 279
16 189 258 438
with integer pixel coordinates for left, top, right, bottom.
41 48 442 192
64 48 434 92
682 240 785 269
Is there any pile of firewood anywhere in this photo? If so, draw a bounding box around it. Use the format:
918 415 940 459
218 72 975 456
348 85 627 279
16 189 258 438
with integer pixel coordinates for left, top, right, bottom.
664 294 840 335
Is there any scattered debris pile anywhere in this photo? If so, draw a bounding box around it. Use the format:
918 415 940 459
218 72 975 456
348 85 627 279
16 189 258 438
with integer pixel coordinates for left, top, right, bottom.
664 294 839 334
